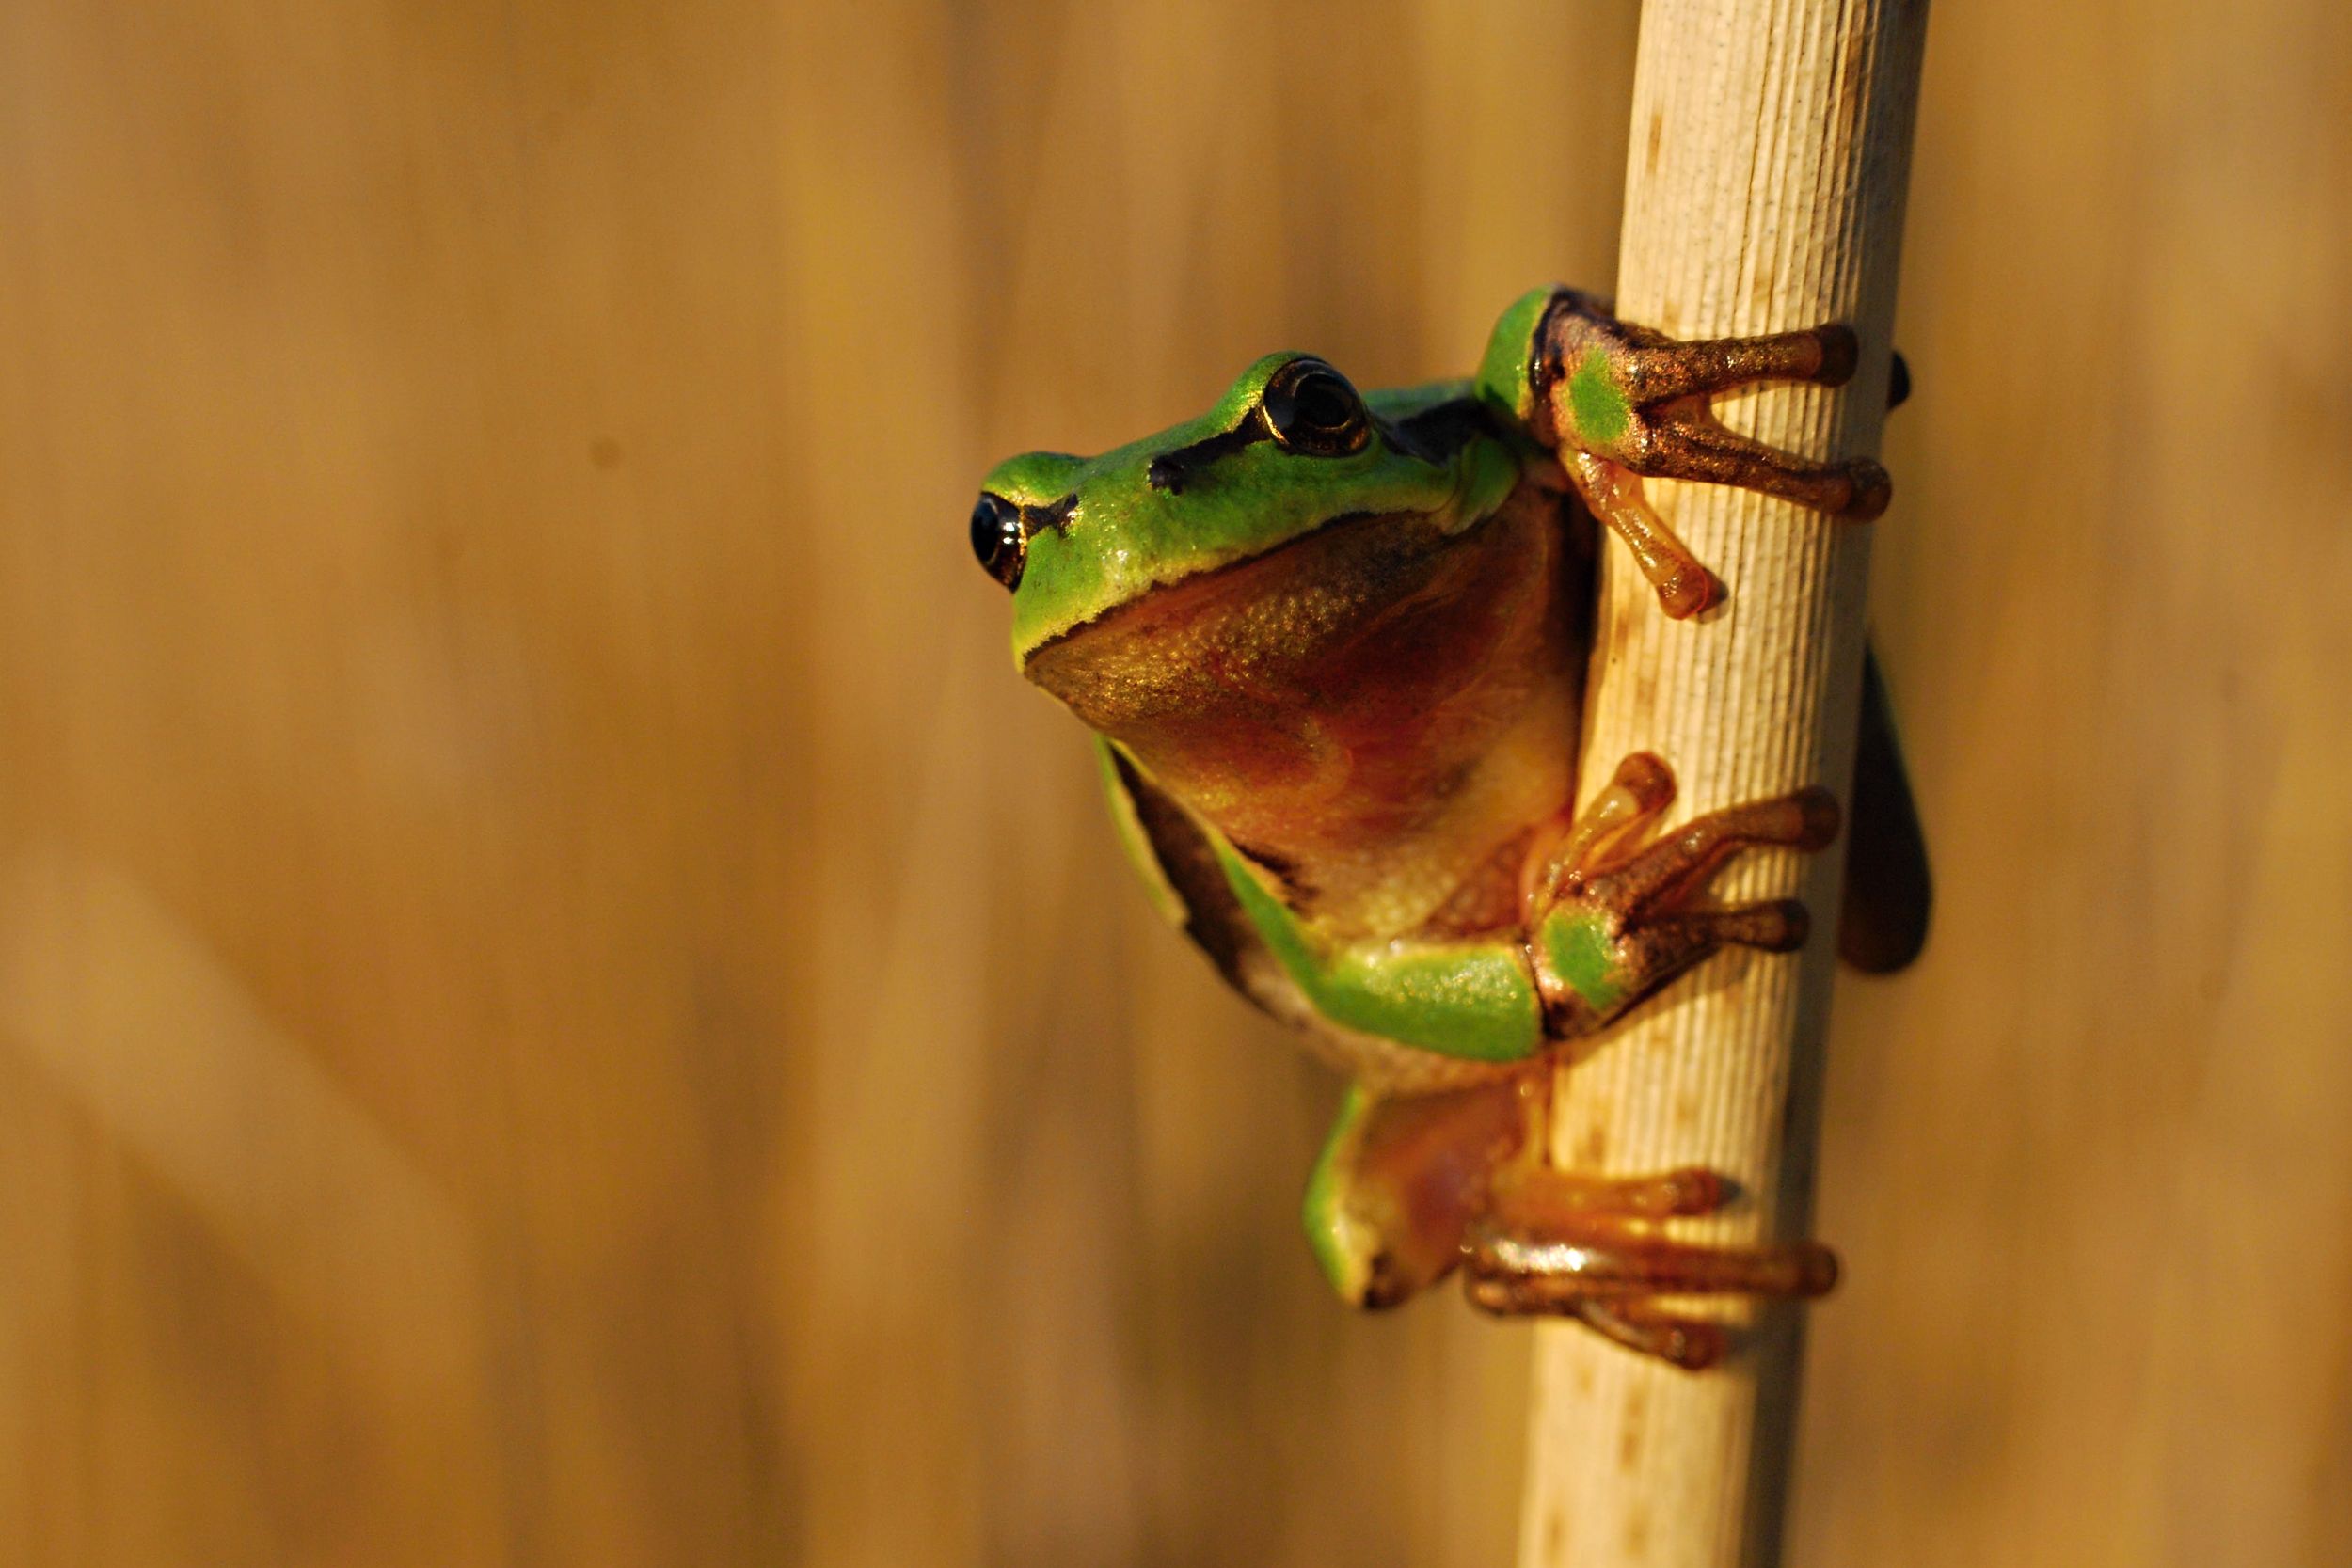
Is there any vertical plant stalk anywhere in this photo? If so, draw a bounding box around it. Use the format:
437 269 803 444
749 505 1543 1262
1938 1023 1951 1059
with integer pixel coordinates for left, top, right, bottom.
1518 3 1930 1565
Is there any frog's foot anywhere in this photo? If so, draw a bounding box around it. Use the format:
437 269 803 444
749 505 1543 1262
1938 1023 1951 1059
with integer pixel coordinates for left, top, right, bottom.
1534 289 1890 617
1523 753 1839 1037
1461 1168 1838 1369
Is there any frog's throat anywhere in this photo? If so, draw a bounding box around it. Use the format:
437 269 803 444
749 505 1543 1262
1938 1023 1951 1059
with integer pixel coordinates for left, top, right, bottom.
1024 505 1369 673
1015 400 1524 673
1018 487 1509 680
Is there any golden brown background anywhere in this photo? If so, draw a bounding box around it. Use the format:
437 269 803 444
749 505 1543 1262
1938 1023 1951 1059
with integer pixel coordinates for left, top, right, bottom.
4 1 2348 1564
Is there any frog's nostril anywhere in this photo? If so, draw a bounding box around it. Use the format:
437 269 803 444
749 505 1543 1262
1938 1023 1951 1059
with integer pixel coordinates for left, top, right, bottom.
970 493 1026 591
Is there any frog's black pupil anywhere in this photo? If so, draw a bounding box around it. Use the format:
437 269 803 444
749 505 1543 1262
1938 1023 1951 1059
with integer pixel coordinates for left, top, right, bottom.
970 494 1025 590
1293 372 1353 431
1263 360 1366 455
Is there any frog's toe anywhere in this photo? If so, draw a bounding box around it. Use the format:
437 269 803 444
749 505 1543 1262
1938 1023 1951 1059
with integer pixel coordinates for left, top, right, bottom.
1526 779 1839 1033
1810 322 1860 388
1575 787 1840 926
1630 408 1893 519
1840 456 1893 520
1591 899 1811 1006
1588 1306 1729 1370
1708 898 1812 954
1461 1215 1838 1369
1466 1223 1841 1303
1488 1162 1732 1224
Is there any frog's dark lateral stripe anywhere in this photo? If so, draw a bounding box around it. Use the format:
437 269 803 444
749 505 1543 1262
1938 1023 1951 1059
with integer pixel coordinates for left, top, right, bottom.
1147 395 1502 497
1147 418 1270 494
1017 492 1078 538
1105 748 1270 1006
1228 835 1317 910
1379 396 1504 467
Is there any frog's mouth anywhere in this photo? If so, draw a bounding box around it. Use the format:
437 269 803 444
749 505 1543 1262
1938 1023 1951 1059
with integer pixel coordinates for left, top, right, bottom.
1023 476 1577 760
1020 506 1440 717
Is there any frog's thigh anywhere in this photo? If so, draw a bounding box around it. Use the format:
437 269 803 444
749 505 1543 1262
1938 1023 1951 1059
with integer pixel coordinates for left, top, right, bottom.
1302 1079 1532 1308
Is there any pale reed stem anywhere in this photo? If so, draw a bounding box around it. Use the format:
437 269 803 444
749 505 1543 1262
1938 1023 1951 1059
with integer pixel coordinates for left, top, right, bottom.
1518 3 1931 1565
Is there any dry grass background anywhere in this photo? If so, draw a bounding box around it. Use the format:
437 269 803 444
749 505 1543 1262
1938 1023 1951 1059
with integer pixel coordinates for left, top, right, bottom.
3 2 2349 1565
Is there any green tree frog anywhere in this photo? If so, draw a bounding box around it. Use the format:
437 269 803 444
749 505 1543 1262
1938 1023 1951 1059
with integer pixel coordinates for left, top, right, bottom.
971 288 1926 1368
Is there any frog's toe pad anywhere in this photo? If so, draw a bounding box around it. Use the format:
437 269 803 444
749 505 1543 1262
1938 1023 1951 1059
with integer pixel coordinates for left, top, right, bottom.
1709 898 1811 953
1840 457 1893 520
1810 323 1860 388
1788 786 1843 850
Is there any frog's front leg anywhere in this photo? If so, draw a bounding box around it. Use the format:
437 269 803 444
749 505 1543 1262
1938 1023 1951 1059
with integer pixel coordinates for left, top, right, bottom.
1522 752 1840 1037
1219 754 1833 1062
1530 286 1891 618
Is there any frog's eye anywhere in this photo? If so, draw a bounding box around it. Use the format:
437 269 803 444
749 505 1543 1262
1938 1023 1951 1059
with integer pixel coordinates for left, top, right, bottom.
970 492 1026 591
1262 357 1372 458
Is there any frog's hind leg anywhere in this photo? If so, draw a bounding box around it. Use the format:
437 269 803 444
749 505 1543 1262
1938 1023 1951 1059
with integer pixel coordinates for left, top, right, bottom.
1301 1076 1535 1309
1300 1071 1840 1368
1462 1169 1838 1370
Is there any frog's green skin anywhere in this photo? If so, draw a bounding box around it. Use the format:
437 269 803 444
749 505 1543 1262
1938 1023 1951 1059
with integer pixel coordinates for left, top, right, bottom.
974 288 1921 1340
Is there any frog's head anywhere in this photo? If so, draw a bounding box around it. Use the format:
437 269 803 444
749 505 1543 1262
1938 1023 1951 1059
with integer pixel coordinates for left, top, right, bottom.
972 353 1514 675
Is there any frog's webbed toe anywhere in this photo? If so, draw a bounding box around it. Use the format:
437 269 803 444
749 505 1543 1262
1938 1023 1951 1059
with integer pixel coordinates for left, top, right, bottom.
1623 407 1891 522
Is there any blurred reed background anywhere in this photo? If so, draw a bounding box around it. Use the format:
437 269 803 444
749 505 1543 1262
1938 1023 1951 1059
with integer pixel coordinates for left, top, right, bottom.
3 1 2348 1565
